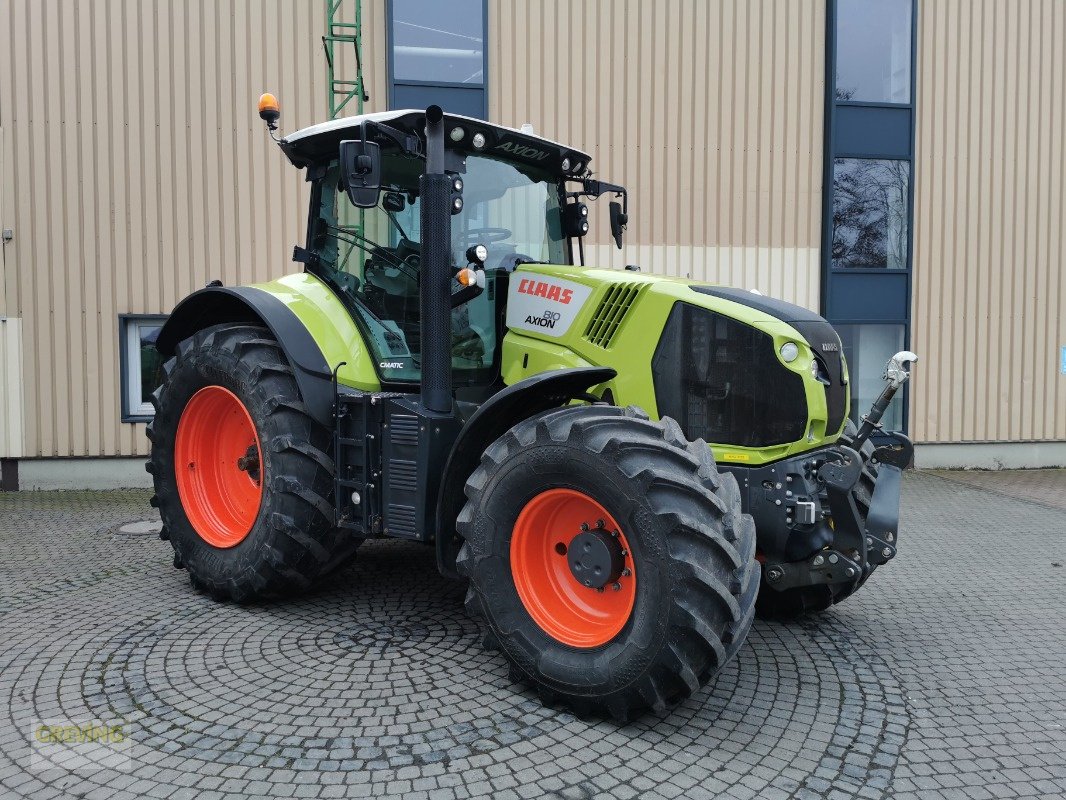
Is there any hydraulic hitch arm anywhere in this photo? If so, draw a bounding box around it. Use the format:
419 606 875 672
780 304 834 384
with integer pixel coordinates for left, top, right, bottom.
848 350 919 452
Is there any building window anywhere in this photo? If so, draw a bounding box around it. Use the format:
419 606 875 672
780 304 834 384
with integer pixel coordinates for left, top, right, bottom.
836 323 905 429
835 0 912 103
391 0 484 84
120 316 166 421
823 0 916 435
831 158 910 269
388 0 487 119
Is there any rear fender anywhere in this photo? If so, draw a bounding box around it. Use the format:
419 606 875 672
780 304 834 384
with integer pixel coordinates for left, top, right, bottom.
156 286 336 427
435 366 616 577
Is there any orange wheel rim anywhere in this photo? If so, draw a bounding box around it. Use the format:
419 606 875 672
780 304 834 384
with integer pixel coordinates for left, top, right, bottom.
174 386 263 548
510 488 636 648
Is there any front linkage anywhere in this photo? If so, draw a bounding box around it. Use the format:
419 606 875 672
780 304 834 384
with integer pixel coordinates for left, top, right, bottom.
724 351 918 616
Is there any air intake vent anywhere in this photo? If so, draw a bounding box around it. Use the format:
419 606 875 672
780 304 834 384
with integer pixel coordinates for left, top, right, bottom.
583 284 641 348
389 414 419 447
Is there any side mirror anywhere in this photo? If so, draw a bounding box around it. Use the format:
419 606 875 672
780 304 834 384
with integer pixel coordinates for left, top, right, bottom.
339 139 382 208
609 201 628 249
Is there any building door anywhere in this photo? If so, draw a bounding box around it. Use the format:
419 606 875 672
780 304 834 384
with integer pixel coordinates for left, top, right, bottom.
822 0 917 432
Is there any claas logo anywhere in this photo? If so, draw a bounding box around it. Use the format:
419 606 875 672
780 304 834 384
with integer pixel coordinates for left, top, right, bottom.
517 278 574 304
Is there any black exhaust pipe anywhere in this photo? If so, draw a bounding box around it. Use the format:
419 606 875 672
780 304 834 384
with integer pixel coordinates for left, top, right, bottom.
419 105 452 415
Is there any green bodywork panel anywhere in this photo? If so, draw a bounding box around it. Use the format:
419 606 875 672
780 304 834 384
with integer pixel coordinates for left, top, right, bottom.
248 266 847 467
250 272 382 392
500 264 849 466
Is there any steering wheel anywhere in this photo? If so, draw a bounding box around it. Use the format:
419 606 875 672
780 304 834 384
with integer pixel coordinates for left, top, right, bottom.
458 227 512 246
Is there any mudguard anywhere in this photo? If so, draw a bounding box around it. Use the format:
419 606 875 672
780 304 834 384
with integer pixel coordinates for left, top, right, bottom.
156 286 336 427
435 366 616 577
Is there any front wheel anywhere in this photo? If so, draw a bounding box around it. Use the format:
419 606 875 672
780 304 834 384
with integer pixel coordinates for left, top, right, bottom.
456 405 759 721
147 324 360 601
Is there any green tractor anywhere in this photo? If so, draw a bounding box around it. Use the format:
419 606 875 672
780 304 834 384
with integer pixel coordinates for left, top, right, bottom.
148 100 916 720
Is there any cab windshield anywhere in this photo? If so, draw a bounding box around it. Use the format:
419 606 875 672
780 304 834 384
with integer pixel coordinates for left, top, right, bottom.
308 152 567 384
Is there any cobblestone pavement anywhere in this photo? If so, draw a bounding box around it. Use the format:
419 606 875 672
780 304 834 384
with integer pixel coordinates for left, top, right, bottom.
930 468 1066 511
1 471 1063 800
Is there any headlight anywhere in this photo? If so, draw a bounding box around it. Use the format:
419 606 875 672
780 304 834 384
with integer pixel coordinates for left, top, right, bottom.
779 342 799 363
561 157 571 171
472 132 486 150
449 126 465 142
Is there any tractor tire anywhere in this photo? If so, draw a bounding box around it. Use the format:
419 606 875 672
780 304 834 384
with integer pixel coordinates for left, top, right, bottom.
456 405 759 721
755 419 879 620
147 324 360 602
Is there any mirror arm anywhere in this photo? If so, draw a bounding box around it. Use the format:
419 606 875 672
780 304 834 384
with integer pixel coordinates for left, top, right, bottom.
582 178 627 211
358 120 422 158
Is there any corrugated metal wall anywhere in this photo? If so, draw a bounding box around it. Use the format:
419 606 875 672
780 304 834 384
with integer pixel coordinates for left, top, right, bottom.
4 0 1061 457
488 0 826 308
0 0 387 457
912 0 1066 443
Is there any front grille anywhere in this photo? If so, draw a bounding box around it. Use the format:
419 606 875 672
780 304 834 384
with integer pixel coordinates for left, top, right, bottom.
583 283 641 348
689 285 848 438
652 303 808 447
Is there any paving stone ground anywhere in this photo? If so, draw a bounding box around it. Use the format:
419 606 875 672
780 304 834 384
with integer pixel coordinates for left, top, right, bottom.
0 471 1063 799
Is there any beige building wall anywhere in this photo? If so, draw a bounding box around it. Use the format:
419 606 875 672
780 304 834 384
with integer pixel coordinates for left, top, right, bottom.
489 0 826 309
2 0 1062 464
912 0 1066 445
0 0 387 459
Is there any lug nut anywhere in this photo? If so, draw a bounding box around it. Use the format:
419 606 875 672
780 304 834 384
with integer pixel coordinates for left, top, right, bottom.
580 522 590 531
886 532 895 542
882 547 892 558
621 549 629 557
813 554 824 566
621 568 631 577
611 530 619 538
596 519 606 529
828 554 838 564
767 568 782 582
612 582 622 591
845 567 856 577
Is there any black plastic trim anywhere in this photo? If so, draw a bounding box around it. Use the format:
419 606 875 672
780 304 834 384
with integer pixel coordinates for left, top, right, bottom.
156 286 335 426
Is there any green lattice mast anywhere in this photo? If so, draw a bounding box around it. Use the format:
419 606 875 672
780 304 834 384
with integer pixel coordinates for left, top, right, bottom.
323 0 368 118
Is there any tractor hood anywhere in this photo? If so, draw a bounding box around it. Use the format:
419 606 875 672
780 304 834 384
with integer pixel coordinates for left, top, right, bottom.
279 109 591 178
500 264 850 465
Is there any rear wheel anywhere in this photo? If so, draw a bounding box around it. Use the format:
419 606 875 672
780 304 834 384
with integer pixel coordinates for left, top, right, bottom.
147 324 360 601
755 419 879 619
456 405 759 721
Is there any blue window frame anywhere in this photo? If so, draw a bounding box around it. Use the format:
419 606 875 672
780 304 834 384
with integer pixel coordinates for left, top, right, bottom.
822 0 917 433
387 0 487 119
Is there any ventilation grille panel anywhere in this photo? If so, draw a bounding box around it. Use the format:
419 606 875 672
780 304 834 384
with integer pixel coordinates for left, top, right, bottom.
582 284 642 348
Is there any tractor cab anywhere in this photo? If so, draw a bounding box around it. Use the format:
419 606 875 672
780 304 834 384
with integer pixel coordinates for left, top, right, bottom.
278 110 625 390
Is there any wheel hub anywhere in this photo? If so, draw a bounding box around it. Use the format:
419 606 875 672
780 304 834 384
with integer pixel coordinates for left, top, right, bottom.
568 527 624 589
510 488 637 648
174 385 263 548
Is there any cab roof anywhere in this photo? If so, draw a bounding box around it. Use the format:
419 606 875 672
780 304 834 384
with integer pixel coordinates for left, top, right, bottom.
279 109 591 177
